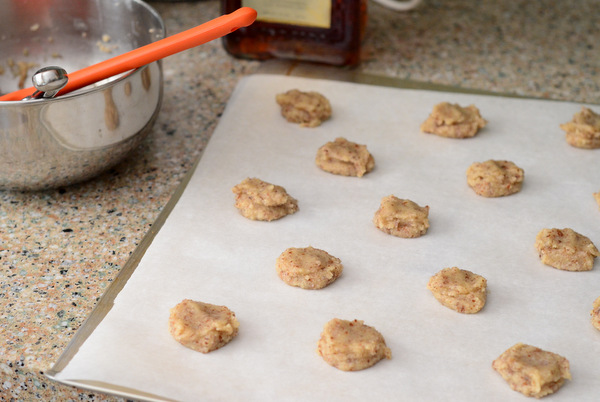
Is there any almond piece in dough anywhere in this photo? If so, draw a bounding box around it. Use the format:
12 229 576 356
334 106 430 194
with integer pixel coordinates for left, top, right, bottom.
591 296 600 331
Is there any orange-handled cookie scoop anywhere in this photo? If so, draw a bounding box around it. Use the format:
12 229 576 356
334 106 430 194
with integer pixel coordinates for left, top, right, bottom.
0 7 257 102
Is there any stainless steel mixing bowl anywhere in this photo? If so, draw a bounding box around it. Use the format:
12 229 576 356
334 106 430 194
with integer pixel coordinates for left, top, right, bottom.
0 0 165 190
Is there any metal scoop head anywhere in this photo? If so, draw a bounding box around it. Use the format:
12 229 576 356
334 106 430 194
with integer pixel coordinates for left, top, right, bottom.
23 66 69 100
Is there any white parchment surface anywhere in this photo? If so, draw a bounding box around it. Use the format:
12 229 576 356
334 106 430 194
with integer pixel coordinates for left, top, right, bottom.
54 75 600 401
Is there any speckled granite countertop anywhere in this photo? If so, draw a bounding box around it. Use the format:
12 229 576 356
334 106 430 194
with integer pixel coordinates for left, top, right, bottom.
1 0 598 399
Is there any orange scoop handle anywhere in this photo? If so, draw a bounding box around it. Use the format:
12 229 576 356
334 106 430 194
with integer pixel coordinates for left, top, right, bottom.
0 7 256 102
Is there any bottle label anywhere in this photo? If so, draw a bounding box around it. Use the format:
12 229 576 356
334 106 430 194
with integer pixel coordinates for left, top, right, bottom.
241 0 332 28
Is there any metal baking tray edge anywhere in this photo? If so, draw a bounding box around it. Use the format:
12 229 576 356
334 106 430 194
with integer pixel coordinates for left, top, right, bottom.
44 154 198 401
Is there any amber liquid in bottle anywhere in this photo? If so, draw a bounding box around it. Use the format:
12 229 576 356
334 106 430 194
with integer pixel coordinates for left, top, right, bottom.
222 0 367 66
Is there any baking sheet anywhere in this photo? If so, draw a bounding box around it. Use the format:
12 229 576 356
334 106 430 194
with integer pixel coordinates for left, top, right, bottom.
50 74 600 401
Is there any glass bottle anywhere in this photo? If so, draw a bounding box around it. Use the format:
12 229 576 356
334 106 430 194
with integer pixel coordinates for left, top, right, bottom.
221 0 367 66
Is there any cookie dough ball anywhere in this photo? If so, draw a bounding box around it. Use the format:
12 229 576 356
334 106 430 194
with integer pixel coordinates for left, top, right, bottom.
559 107 600 149
168 299 239 353
492 343 571 399
276 89 331 128
591 296 600 331
232 177 298 221
315 137 375 177
594 191 600 209
420 102 487 138
317 318 391 371
427 267 487 314
373 195 429 238
276 246 343 290
534 228 599 271
466 160 524 197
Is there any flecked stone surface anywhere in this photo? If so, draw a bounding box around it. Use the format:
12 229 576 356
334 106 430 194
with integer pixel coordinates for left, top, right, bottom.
363 0 600 103
1 0 598 399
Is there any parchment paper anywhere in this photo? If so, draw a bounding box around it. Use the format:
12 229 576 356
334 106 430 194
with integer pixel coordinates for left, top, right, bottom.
53 74 600 401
